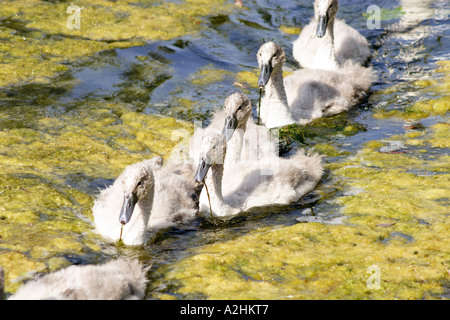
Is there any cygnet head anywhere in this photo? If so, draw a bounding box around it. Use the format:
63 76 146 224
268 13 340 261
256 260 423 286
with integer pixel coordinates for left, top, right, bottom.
118 162 155 226
314 0 339 37
257 41 285 87
194 133 226 183
222 92 252 141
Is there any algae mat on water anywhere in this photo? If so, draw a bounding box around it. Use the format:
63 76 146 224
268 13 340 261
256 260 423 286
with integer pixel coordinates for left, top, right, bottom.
150 62 450 299
0 0 233 295
0 98 194 293
150 123 449 300
0 0 233 86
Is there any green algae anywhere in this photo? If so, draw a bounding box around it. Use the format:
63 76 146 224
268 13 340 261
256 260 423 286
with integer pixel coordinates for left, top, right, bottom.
0 25 132 87
150 121 449 300
279 25 301 35
311 143 350 158
0 99 193 175
235 69 259 89
373 60 450 120
190 64 233 86
0 98 194 295
0 252 47 293
0 0 233 86
276 115 368 151
148 58 450 299
152 223 448 299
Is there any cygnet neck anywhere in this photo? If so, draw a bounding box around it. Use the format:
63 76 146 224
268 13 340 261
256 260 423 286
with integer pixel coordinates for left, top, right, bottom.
312 18 339 71
225 120 247 165
201 159 239 218
261 66 295 129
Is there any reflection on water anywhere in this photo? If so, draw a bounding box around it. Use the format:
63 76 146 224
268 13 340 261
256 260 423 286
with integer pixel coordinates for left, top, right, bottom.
0 0 448 299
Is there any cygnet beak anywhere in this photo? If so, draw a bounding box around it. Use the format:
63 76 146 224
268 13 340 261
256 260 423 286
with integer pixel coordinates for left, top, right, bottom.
119 192 138 225
257 62 273 87
316 14 328 38
194 156 212 183
222 114 238 141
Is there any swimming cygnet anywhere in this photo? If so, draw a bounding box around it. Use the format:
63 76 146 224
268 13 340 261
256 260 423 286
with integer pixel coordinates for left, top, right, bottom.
257 41 374 128
293 0 371 70
221 92 278 166
8 259 147 300
93 157 197 246
194 132 323 220
190 92 278 168
147 158 199 231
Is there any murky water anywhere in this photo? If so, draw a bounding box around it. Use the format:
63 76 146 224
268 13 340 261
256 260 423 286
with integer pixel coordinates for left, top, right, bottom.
0 0 448 299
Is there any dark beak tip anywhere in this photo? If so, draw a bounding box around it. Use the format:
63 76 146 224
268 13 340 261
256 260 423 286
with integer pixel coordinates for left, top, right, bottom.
119 215 128 225
257 77 267 87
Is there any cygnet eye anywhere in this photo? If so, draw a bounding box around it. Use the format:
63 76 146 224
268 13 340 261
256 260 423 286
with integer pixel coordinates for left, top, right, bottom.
237 105 242 111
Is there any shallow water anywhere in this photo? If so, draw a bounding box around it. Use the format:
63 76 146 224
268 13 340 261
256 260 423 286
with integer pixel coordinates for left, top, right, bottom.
0 0 449 299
